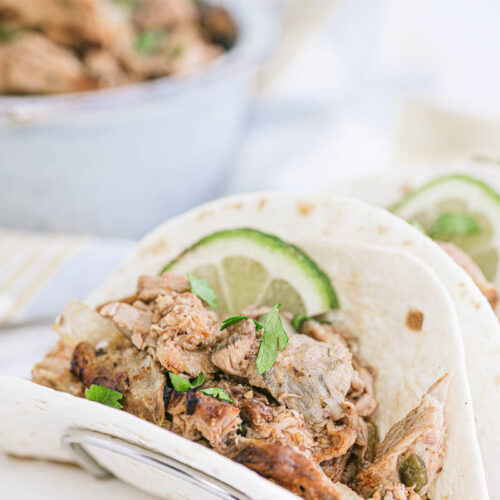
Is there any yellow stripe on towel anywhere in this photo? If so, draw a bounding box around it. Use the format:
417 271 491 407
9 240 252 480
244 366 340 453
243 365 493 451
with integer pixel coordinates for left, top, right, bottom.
0 235 89 324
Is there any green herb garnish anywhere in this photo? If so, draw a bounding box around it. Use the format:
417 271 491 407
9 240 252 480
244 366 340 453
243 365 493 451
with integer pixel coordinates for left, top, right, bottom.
135 29 165 53
188 273 219 308
85 384 124 409
168 371 233 403
428 213 480 239
292 314 310 331
113 0 137 8
169 371 204 391
256 303 288 375
221 316 263 331
199 387 233 403
292 314 331 331
0 26 19 43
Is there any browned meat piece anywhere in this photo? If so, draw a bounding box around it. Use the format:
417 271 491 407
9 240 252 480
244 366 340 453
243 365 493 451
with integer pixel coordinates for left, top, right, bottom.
213 321 354 426
0 0 131 47
233 442 343 500
137 273 189 301
120 24 220 79
166 390 241 451
133 0 197 30
32 340 82 396
198 4 237 50
155 336 216 378
100 301 153 342
320 402 358 461
150 292 220 377
71 341 166 425
356 375 449 498
83 49 131 88
301 320 377 419
300 320 349 349
438 241 498 309
0 32 95 94
240 399 315 457
348 358 377 418
151 292 219 349
321 454 350 482
211 318 258 377
100 287 219 378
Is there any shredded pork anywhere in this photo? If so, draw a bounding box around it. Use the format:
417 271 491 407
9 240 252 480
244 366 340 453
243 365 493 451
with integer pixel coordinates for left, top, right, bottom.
32 271 448 500
0 0 235 94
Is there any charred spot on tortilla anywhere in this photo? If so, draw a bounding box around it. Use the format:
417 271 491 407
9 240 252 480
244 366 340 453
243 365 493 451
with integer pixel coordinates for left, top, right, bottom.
297 201 316 216
406 308 424 331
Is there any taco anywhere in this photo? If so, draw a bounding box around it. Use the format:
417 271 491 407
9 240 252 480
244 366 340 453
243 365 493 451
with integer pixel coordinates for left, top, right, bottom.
332 165 500 494
0 194 490 500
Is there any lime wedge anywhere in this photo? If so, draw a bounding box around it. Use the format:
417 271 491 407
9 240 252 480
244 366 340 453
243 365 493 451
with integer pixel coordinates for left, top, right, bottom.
163 228 337 316
392 174 500 285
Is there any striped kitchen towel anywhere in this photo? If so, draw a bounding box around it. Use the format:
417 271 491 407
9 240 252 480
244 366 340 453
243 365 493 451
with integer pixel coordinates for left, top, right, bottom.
0 228 132 326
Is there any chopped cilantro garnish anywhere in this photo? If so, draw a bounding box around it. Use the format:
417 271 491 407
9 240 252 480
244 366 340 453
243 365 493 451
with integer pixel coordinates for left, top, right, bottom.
169 371 204 392
292 314 330 331
256 303 288 374
113 0 137 8
191 371 205 388
168 371 232 403
292 314 311 331
135 29 165 53
85 384 123 409
221 315 263 331
199 387 233 403
0 26 19 43
428 213 480 239
188 273 219 309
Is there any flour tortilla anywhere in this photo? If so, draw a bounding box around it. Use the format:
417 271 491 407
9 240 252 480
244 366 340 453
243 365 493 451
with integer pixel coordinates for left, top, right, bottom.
331 164 500 493
85 191 498 496
0 238 489 499
330 161 500 209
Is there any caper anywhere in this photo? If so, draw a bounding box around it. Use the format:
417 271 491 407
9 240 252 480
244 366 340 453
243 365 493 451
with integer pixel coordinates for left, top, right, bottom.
399 453 428 492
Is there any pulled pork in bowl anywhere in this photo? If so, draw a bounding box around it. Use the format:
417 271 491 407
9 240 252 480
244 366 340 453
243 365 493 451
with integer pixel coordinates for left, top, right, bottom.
0 0 237 94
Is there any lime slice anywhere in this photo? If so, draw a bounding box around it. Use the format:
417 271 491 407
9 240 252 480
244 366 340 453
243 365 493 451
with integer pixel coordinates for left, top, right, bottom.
392 174 500 285
163 228 337 316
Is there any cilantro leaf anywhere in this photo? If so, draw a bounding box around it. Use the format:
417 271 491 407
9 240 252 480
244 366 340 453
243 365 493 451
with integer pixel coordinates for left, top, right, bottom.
292 314 311 331
191 372 205 388
168 371 232 403
85 384 123 409
188 273 219 308
169 371 205 392
135 29 165 53
199 387 233 403
428 213 480 239
0 26 18 43
292 314 331 331
221 316 263 331
168 372 192 392
256 303 288 374
113 0 137 8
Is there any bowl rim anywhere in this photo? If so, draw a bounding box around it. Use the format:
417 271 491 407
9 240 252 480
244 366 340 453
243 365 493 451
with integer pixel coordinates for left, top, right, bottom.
0 0 274 119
